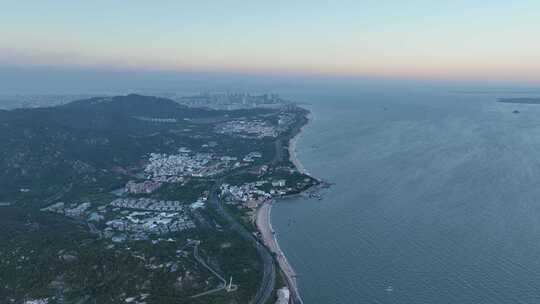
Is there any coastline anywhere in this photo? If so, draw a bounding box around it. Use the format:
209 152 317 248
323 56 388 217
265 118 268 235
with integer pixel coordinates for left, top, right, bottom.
288 113 312 176
256 201 302 303
256 111 314 304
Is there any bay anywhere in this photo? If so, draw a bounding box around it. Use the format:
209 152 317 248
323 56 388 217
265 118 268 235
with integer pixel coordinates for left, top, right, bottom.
273 88 540 303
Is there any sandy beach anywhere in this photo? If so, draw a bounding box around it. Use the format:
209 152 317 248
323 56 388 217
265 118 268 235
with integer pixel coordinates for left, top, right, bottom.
256 201 302 303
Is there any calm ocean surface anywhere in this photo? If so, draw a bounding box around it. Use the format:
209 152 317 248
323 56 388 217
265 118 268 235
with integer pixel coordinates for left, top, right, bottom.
272 88 540 303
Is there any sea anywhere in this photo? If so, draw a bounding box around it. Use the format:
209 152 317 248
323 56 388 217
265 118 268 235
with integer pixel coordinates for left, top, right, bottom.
272 86 540 303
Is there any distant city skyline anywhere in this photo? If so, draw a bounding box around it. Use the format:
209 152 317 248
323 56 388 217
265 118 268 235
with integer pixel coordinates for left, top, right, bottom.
1 1 539 84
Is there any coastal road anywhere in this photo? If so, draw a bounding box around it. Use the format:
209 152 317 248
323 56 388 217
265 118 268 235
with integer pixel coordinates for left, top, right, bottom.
272 139 284 164
209 177 276 304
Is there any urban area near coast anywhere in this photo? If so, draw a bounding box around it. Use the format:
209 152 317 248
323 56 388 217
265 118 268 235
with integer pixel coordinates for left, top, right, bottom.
0 93 322 304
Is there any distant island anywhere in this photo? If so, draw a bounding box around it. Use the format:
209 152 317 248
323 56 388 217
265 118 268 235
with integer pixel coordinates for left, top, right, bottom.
497 97 540 104
452 90 540 95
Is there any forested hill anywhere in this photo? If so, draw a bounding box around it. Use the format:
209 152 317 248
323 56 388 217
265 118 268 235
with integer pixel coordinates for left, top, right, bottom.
0 94 275 206
1 94 215 130
61 94 215 119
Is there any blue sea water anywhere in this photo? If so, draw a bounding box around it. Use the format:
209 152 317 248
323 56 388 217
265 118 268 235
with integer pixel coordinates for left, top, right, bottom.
272 88 540 303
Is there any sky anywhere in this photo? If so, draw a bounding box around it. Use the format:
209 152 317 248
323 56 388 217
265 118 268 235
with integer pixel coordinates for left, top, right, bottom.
1 1 539 85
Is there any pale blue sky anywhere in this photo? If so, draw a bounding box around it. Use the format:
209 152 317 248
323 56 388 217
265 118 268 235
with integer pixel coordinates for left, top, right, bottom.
1 1 539 82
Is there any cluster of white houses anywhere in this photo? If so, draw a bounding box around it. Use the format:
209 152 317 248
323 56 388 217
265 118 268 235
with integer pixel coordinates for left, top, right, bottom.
216 120 278 138
125 180 162 194
105 210 196 239
220 178 289 204
110 198 185 212
144 150 214 181
41 202 91 218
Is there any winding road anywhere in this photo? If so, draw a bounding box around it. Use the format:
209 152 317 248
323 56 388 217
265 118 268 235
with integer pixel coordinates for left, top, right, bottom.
190 242 228 299
209 178 276 304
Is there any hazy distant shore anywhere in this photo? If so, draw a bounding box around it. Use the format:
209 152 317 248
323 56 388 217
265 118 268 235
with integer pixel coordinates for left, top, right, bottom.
497 97 540 104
